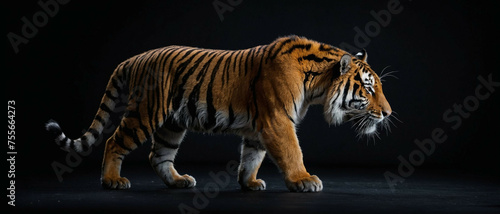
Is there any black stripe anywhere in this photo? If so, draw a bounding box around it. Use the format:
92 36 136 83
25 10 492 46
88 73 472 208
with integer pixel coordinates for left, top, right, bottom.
157 48 178 119
157 47 177 92
139 124 151 142
69 139 75 150
250 46 264 72
184 51 210 82
128 54 147 87
126 56 141 88
80 135 87 144
352 81 360 95
243 138 265 150
341 79 351 110
171 49 204 111
331 88 341 105
319 44 335 52
329 61 343 82
149 52 166 134
142 49 163 77
59 136 69 146
88 128 100 140
197 51 217 80
303 71 323 86
165 48 188 110
283 106 295 124
129 49 161 93
354 71 362 82
232 50 242 74
153 159 174 167
188 52 218 119
292 98 298 116
125 109 139 119
138 50 162 85
94 115 105 125
238 50 246 77
119 61 130 84
114 63 125 84
113 133 133 152
250 52 264 130
135 104 152 142
246 105 251 123
221 51 235 87
164 117 185 133
157 47 176 74
265 41 279 63
182 51 210 86
167 48 197 110
105 90 118 100
120 122 142 149
111 77 122 95
282 44 311 55
204 51 228 130
298 54 333 63
100 103 112 113
187 91 198 121
149 80 160 132
227 104 235 128
154 134 180 149
81 139 90 151
244 48 254 76
269 37 296 60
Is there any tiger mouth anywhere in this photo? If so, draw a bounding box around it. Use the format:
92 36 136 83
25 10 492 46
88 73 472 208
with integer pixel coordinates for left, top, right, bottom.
345 113 390 137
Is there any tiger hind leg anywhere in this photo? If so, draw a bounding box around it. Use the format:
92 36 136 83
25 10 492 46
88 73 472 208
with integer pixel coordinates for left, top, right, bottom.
101 136 132 189
237 138 267 191
101 112 154 189
149 125 196 188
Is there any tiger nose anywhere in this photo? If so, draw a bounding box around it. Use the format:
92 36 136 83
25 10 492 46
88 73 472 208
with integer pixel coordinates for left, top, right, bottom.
382 109 392 117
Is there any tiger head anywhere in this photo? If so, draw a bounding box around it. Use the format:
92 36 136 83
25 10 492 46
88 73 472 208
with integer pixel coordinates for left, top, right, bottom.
324 50 392 137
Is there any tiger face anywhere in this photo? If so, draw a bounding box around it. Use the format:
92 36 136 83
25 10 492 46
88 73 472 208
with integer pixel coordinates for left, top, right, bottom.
324 50 392 136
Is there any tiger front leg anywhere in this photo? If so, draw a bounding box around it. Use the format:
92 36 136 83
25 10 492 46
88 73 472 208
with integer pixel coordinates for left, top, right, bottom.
238 138 267 191
259 117 323 192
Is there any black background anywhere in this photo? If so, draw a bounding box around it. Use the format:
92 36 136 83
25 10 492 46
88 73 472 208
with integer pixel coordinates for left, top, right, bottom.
6 0 499 184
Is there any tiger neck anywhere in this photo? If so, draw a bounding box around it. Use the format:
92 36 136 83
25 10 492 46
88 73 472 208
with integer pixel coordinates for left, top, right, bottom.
300 57 345 105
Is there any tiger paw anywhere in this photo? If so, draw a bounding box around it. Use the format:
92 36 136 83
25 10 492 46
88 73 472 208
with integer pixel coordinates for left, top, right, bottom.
241 179 266 191
286 175 323 192
101 176 131 189
169 174 196 189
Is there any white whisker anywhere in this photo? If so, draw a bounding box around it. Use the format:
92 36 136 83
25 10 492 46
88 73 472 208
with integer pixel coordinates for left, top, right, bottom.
380 70 399 82
379 65 391 77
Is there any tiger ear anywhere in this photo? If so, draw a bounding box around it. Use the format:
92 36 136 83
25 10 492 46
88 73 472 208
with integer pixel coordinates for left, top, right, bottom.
340 54 351 75
355 49 368 62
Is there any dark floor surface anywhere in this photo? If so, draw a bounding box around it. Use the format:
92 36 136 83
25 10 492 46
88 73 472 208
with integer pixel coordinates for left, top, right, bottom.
13 163 500 213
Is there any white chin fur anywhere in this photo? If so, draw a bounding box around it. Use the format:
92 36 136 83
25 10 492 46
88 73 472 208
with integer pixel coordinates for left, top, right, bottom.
324 105 345 126
364 125 377 134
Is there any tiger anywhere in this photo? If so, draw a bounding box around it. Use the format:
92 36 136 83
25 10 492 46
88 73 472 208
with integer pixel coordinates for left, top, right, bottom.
46 35 392 192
